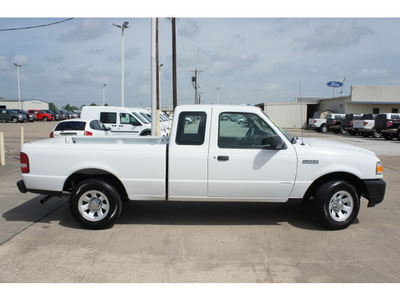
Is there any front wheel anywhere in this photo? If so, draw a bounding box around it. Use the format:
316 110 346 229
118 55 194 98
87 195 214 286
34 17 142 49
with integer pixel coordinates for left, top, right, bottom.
313 181 360 230
69 179 122 229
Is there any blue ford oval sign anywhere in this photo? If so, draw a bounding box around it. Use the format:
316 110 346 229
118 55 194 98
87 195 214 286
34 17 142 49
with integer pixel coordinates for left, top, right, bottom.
327 81 343 88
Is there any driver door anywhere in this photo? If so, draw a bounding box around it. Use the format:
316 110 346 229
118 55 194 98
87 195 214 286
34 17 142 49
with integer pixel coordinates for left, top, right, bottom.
207 110 297 201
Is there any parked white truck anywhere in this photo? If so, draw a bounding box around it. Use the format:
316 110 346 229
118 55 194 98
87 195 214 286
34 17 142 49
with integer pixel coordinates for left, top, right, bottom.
17 105 385 230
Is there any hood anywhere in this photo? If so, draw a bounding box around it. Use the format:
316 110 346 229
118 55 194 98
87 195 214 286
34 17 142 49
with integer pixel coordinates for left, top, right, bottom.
294 138 376 158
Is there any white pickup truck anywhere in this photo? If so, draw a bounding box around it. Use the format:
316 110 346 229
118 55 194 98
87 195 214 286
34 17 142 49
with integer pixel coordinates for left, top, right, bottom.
17 105 386 230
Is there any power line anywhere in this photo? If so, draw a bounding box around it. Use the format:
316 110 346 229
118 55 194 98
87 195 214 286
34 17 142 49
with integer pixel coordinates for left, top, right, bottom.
0 18 74 32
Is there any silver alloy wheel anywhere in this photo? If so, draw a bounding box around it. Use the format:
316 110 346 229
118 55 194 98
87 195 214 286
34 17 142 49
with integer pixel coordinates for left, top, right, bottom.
328 190 354 222
78 190 110 222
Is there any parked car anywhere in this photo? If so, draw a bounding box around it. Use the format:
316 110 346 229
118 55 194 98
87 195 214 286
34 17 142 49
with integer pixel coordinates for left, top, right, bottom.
342 113 363 135
0 109 28 123
80 106 167 136
56 110 67 120
12 109 36 122
308 110 333 133
353 114 381 138
27 109 54 121
50 119 111 138
326 113 345 133
374 113 400 140
48 110 61 121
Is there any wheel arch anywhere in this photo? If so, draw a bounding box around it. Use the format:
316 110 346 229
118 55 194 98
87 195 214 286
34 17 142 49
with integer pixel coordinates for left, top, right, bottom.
63 168 128 200
303 172 366 201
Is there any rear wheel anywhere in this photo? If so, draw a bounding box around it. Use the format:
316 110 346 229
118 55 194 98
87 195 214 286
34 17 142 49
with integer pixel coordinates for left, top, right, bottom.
320 124 328 133
12 117 18 123
372 131 382 138
69 179 122 229
313 180 360 230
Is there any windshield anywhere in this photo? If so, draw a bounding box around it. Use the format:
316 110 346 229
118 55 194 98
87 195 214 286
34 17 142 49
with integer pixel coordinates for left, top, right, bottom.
140 112 152 122
261 110 293 142
132 111 150 124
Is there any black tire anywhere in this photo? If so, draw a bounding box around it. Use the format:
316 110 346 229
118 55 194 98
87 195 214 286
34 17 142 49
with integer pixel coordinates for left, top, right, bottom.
313 180 360 230
141 131 151 136
69 179 122 229
320 124 328 133
383 133 393 140
12 117 18 123
373 131 382 138
43 116 48 122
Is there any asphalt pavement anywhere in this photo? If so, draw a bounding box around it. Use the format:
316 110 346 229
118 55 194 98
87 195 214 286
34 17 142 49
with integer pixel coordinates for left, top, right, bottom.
0 122 399 283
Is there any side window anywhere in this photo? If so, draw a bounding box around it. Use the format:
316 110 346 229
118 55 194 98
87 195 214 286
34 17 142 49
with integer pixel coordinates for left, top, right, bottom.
120 113 139 125
218 112 276 149
100 112 116 124
175 112 207 145
90 120 102 130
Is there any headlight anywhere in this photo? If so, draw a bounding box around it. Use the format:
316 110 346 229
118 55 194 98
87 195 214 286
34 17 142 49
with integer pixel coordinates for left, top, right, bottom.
376 162 383 175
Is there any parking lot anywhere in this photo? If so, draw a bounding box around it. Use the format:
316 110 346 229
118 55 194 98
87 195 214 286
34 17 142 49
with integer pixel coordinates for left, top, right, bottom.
0 121 399 283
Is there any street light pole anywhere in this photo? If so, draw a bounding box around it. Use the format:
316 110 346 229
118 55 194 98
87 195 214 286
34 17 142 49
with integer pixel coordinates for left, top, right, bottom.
113 21 129 107
102 84 106 106
13 63 22 109
216 87 221 104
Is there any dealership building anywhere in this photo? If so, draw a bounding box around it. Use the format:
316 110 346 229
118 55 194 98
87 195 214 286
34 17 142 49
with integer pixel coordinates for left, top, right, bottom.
257 85 400 128
0 98 49 111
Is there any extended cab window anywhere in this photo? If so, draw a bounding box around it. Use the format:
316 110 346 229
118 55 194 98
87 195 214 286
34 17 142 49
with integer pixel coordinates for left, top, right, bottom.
176 112 207 145
218 112 276 149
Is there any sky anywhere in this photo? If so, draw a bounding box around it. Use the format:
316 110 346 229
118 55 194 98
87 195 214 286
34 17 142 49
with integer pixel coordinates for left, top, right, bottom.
1 1 400 109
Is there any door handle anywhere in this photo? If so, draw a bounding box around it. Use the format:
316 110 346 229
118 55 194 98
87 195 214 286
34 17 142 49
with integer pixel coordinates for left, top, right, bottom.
217 155 229 161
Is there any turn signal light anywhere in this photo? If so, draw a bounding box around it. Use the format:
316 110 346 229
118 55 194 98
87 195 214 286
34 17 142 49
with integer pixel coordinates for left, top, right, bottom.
376 162 383 175
84 131 93 136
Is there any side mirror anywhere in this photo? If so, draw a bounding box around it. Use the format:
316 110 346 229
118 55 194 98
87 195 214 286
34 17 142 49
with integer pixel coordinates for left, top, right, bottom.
262 135 287 150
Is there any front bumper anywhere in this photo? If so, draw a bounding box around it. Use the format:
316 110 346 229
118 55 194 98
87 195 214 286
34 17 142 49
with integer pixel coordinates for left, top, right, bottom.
363 179 386 207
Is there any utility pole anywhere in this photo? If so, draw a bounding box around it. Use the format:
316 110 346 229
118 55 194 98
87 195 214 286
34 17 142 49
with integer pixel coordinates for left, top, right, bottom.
151 18 160 136
13 63 22 109
190 69 202 104
171 18 178 110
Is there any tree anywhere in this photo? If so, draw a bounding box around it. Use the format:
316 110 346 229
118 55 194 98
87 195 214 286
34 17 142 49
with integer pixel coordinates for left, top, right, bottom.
49 102 57 110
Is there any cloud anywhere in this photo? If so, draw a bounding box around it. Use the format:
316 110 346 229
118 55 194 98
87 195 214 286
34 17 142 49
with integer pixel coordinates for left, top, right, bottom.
178 20 201 38
59 19 111 42
12 54 28 65
358 68 389 79
0 56 9 70
43 54 64 63
297 20 373 52
56 64 113 86
106 46 141 62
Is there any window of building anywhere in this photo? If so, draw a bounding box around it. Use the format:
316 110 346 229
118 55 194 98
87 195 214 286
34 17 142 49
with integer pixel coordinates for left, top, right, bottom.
373 108 380 114
392 108 398 113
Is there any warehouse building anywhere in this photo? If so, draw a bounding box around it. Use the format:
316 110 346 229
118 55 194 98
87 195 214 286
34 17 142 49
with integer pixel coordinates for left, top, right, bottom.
257 85 400 128
0 98 49 110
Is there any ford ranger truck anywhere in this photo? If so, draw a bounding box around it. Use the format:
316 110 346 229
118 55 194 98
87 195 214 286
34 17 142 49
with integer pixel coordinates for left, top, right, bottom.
17 105 386 230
